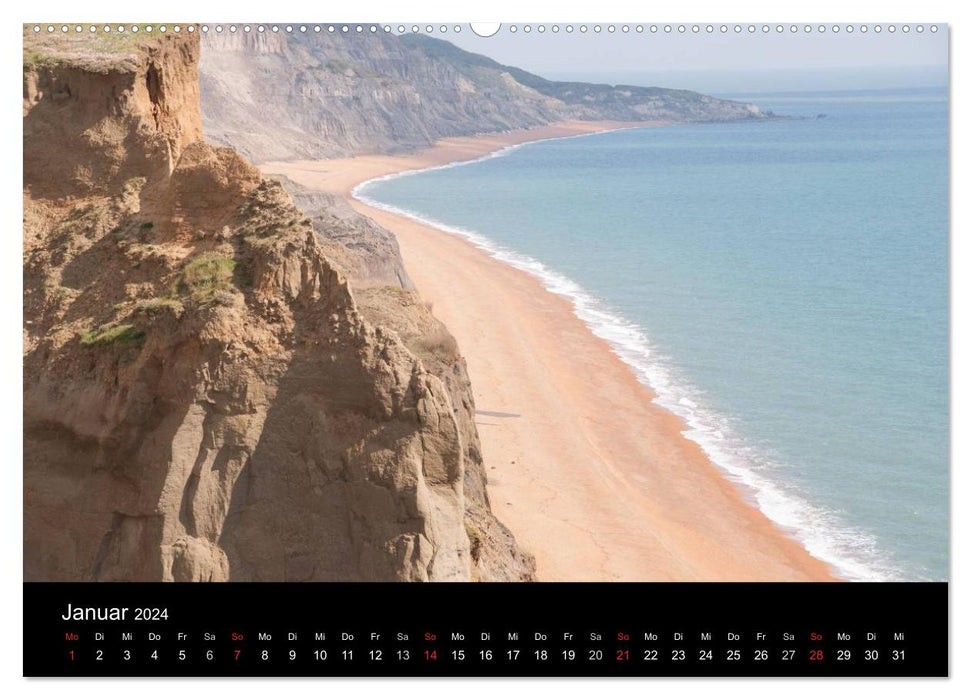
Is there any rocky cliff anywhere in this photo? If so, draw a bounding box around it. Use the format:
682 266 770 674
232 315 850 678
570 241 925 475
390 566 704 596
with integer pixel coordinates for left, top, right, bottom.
199 31 766 163
272 175 414 290
23 28 533 582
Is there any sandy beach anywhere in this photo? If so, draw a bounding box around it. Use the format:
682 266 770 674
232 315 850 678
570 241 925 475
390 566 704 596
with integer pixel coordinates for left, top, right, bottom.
263 121 837 582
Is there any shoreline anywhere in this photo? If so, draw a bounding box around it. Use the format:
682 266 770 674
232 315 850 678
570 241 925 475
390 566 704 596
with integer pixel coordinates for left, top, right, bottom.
263 121 838 582
260 120 652 198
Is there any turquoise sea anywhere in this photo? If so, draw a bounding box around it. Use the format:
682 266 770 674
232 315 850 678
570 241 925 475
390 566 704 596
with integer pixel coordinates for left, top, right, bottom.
356 88 949 581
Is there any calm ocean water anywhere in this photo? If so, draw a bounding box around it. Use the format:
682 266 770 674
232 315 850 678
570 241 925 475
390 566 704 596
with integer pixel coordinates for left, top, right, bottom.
356 88 949 582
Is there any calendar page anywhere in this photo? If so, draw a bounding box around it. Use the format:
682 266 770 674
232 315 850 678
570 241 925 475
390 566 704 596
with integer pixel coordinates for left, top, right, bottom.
22 19 948 677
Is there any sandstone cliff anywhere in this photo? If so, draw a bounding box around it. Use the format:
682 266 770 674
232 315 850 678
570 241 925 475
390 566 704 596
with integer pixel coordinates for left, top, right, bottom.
273 174 534 582
199 31 766 163
23 28 533 582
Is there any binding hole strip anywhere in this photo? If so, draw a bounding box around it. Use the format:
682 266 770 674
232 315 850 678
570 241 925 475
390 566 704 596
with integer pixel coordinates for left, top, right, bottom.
31 23 940 35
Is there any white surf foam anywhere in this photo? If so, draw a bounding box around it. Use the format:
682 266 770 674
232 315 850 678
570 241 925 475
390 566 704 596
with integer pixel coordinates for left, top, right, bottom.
353 142 908 582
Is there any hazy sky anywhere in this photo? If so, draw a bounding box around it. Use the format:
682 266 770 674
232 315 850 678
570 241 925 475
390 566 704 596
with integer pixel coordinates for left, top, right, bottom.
443 25 949 93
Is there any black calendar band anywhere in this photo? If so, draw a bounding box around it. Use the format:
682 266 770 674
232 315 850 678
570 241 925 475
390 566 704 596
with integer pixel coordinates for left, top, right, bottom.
24 582 947 677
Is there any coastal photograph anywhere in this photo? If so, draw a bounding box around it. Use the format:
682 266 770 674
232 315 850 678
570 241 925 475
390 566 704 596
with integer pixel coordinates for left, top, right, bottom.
23 23 948 583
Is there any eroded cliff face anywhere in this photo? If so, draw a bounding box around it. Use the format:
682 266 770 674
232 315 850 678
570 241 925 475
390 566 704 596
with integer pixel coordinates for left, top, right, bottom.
274 175 415 290
199 31 766 163
24 33 202 199
269 176 534 581
199 30 560 162
352 287 536 583
23 30 533 582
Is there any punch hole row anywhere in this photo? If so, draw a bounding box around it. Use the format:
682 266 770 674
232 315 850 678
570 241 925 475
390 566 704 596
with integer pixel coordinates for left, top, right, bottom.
30 24 941 35
501 24 937 34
